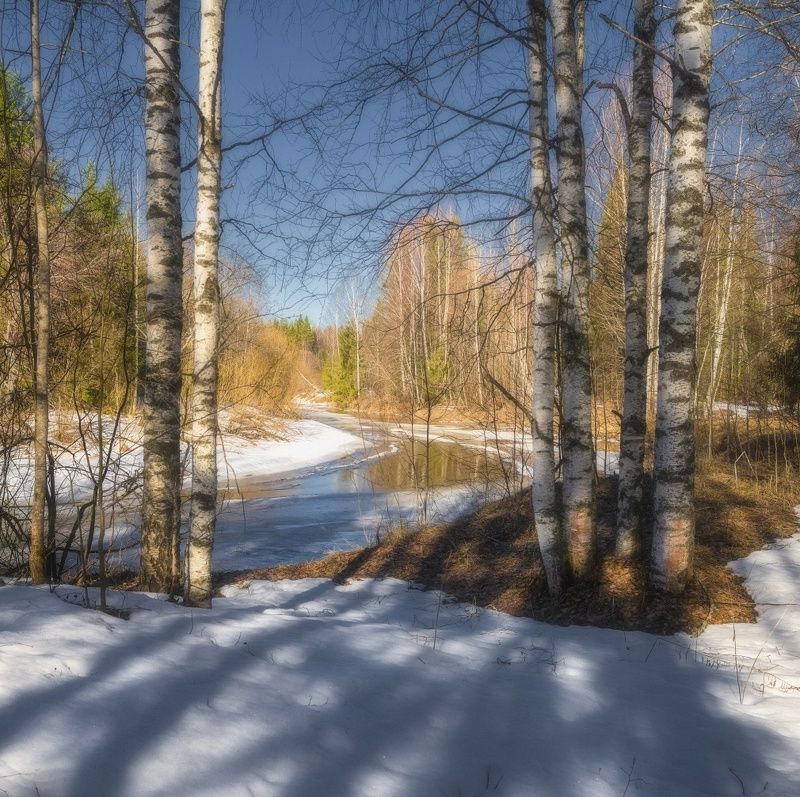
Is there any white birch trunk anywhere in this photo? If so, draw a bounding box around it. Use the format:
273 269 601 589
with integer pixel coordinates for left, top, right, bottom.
551 0 595 579
616 0 656 557
706 128 743 410
528 0 562 594
29 0 50 584
651 0 713 592
646 122 669 431
185 0 226 607
141 0 183 594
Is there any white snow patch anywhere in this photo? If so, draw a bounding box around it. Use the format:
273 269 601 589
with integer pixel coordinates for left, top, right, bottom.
217 419 365 484
2 516 800 795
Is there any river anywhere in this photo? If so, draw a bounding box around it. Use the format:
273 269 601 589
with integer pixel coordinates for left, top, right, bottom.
210 408 525 571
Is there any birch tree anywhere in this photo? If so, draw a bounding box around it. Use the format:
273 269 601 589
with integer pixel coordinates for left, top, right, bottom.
29 0 50 584
528 0 562 595
651 0 713 592
140 0 183 593
185 0 226 607
551 0 595 579
704 127 744 415
616 0 656 557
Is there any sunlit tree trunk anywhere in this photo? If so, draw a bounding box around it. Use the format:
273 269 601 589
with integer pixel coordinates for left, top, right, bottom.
140 0 183 594
652 0 713 592
528 0 562 594
185 0 226 608
706 127 743 412
551 0 594 579
646 101 670 436
29 0 50 584
616 0 655 557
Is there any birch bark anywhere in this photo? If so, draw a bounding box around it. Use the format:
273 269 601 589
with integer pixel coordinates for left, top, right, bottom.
551 0 595 579
185 0 226 607
528 0 562 594
652 0 713 592
140 0 183 594
616 0 656 557
706 128 743 412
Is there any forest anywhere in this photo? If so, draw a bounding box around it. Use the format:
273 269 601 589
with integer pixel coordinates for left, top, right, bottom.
1 0 800 795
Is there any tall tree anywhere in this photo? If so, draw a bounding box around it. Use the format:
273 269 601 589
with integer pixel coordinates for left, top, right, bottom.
29 0 50 584
551 0 595 579
185 0 226 608
616 0 656 557
140 0 183 593
528 0 562 595
651 0 713 591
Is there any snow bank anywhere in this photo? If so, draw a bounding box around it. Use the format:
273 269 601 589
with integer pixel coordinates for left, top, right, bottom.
218 419 365 485
2 526 800 796
4 416 364 506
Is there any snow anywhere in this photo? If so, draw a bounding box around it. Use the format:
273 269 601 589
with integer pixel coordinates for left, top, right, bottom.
2 415 366 573
387 420 621 477
3 525 800 795
216 419 365 483
5 415 365 505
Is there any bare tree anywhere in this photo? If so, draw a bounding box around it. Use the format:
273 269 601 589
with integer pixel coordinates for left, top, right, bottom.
185 0 227 608
651 0 713 592
616 0 656 557
140 0 183 594
527 0 562 595
551 0 595 580
29 0 50 584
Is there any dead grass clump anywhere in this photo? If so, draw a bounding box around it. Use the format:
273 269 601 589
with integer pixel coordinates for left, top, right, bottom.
219 461 798 635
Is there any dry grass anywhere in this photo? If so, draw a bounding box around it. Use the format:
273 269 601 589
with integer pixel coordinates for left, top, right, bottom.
218 460 798 636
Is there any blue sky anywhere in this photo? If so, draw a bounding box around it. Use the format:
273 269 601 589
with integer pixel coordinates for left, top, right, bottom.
1 0 786 325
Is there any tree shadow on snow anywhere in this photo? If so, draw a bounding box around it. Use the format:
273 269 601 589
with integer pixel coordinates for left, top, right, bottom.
0 581 796 797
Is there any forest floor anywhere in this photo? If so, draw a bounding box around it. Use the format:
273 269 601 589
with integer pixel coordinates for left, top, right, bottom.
221 460 799 635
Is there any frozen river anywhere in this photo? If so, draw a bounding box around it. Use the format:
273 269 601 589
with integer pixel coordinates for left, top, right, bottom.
211 408 519 570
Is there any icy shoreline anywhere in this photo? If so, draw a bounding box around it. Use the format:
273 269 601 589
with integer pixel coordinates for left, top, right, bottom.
5 414 367 505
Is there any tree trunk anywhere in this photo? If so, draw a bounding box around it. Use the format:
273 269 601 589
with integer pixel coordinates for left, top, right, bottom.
551 0 595 579
29 0 50 585
140 0 183 594
616 0 656 557
185 0 225 608
651 0 712 592
646 113 670 439
706 126 743 412
527 0 562 595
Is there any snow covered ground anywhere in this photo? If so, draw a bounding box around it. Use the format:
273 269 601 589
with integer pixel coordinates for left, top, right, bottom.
1 415 370 573
2 523 800 796
5 415 366 506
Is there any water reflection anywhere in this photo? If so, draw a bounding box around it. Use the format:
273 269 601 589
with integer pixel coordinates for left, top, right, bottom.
351 439 508 491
